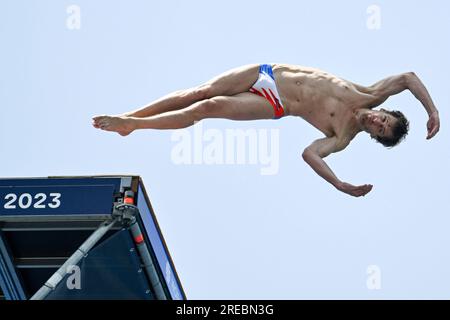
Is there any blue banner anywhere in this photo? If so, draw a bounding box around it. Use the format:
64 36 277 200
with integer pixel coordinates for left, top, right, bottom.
137 185 184 300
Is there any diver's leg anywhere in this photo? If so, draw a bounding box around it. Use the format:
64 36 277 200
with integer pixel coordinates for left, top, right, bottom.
93 64 260 127
94 92 275 135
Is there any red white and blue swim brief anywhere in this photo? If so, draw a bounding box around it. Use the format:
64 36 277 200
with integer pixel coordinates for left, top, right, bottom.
249 64 286 119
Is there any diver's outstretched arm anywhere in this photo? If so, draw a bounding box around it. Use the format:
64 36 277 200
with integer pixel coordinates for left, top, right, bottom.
302 137 373 197
403 72 440 139
369 72 440 139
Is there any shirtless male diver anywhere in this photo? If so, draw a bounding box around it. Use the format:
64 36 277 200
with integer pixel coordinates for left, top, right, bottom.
92 63 440 197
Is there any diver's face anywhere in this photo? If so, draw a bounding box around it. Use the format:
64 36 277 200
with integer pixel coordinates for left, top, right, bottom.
361 110 396 139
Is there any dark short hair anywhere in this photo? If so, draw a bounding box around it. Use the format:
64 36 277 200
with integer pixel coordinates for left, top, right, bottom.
374 110 410 148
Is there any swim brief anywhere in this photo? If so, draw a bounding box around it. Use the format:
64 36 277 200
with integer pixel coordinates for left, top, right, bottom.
249 64 286 119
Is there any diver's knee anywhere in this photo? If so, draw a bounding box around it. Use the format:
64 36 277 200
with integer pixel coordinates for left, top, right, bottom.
189 98 219 121
188 84 211 101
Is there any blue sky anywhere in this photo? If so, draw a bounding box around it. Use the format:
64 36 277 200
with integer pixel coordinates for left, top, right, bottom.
1 0 449 299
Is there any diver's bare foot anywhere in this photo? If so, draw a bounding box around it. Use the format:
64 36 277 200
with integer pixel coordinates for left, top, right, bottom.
91 113 129 129
92 115 135 136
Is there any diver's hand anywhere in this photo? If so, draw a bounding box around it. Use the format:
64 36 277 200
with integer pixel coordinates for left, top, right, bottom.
336 182 373 197
426 111 440 140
